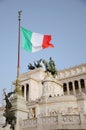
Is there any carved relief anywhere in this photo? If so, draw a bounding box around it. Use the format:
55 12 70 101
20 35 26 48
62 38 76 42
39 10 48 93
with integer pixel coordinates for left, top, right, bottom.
50 110 58 116
60 73 64 78
43 82 55 92
48 107 79 117
65 71 70 77
70 70 75 75
58 64 86 80
62 115 80 124
76 68 81 74
62 115 73 123
81 67 86 72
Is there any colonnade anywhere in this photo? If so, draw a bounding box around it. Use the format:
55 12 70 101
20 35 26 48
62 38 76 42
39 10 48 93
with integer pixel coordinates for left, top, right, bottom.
21 79 86 100
63 79 86 95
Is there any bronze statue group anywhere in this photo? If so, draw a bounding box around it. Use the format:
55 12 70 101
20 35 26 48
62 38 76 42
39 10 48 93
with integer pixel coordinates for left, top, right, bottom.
28 57 57 77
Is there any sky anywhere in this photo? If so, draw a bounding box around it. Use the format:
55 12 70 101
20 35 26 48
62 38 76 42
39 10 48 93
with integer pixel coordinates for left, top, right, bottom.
0 0 86 105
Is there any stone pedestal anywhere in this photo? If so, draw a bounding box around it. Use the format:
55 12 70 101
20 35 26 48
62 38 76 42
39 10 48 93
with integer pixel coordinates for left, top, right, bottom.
10 94 28 130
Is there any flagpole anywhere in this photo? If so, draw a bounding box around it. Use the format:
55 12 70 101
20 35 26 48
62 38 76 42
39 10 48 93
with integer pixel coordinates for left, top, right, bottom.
17 10 22 78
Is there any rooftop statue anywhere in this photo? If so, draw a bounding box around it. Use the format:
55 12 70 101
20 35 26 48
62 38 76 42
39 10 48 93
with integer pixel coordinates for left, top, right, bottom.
42 59 51 72
49 57 55 69
42 57 58 77
34 59 42 68
49 57 58 77
28 63 35 70
28 57 58 77
28 59 42 70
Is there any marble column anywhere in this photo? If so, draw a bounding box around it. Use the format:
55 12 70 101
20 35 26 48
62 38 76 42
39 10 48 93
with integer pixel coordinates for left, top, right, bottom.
28 84 29 101
78 80 82 92
28 83 31 101
72 81 76 95
84 79 86 93
24 84 26 101
67 83 70 95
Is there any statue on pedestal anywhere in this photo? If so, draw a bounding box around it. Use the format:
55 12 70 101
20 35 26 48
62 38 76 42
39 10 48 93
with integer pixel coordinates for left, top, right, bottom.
3 91 16 130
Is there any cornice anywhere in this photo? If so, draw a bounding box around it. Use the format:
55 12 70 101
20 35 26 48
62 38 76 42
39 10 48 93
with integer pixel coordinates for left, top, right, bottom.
57 63 86 80
59 63 86 72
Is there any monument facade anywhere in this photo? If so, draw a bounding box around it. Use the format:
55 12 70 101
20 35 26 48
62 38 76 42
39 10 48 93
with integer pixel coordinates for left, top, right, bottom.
0 63 86 130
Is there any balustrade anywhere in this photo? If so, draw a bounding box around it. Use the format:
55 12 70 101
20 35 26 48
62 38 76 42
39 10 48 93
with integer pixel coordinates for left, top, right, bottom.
22 114 86 129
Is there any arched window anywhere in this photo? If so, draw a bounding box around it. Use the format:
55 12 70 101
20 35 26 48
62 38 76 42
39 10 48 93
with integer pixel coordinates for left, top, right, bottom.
69 82 72 91
74 80 78 89
22 85 24 97
63 83 67 92
80 79 85 88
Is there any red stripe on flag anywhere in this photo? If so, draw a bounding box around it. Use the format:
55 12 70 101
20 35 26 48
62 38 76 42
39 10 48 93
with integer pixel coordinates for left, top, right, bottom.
42 35 54 49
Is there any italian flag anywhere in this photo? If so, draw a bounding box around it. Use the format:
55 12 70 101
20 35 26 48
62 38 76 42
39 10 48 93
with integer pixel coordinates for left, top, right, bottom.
21 27 54 52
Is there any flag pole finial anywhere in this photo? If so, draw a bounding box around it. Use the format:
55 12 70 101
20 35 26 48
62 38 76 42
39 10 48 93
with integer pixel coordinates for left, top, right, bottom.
18 10 22 21
17 10 22 78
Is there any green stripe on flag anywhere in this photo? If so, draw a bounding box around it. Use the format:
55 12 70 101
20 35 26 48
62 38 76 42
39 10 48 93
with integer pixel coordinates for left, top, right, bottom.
21 27 33 52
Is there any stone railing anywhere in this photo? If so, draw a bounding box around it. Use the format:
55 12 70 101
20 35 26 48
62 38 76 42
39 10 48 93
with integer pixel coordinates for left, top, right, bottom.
23 118 37 128
61 115 80 124
22 113 86 130
22 116 58 129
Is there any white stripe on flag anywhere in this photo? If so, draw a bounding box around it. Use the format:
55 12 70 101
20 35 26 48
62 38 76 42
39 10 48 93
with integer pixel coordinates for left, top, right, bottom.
31 32 44 47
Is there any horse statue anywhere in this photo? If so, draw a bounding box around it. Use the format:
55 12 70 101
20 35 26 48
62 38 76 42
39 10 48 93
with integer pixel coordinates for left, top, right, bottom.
34 59 42 68
28 63 35 70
